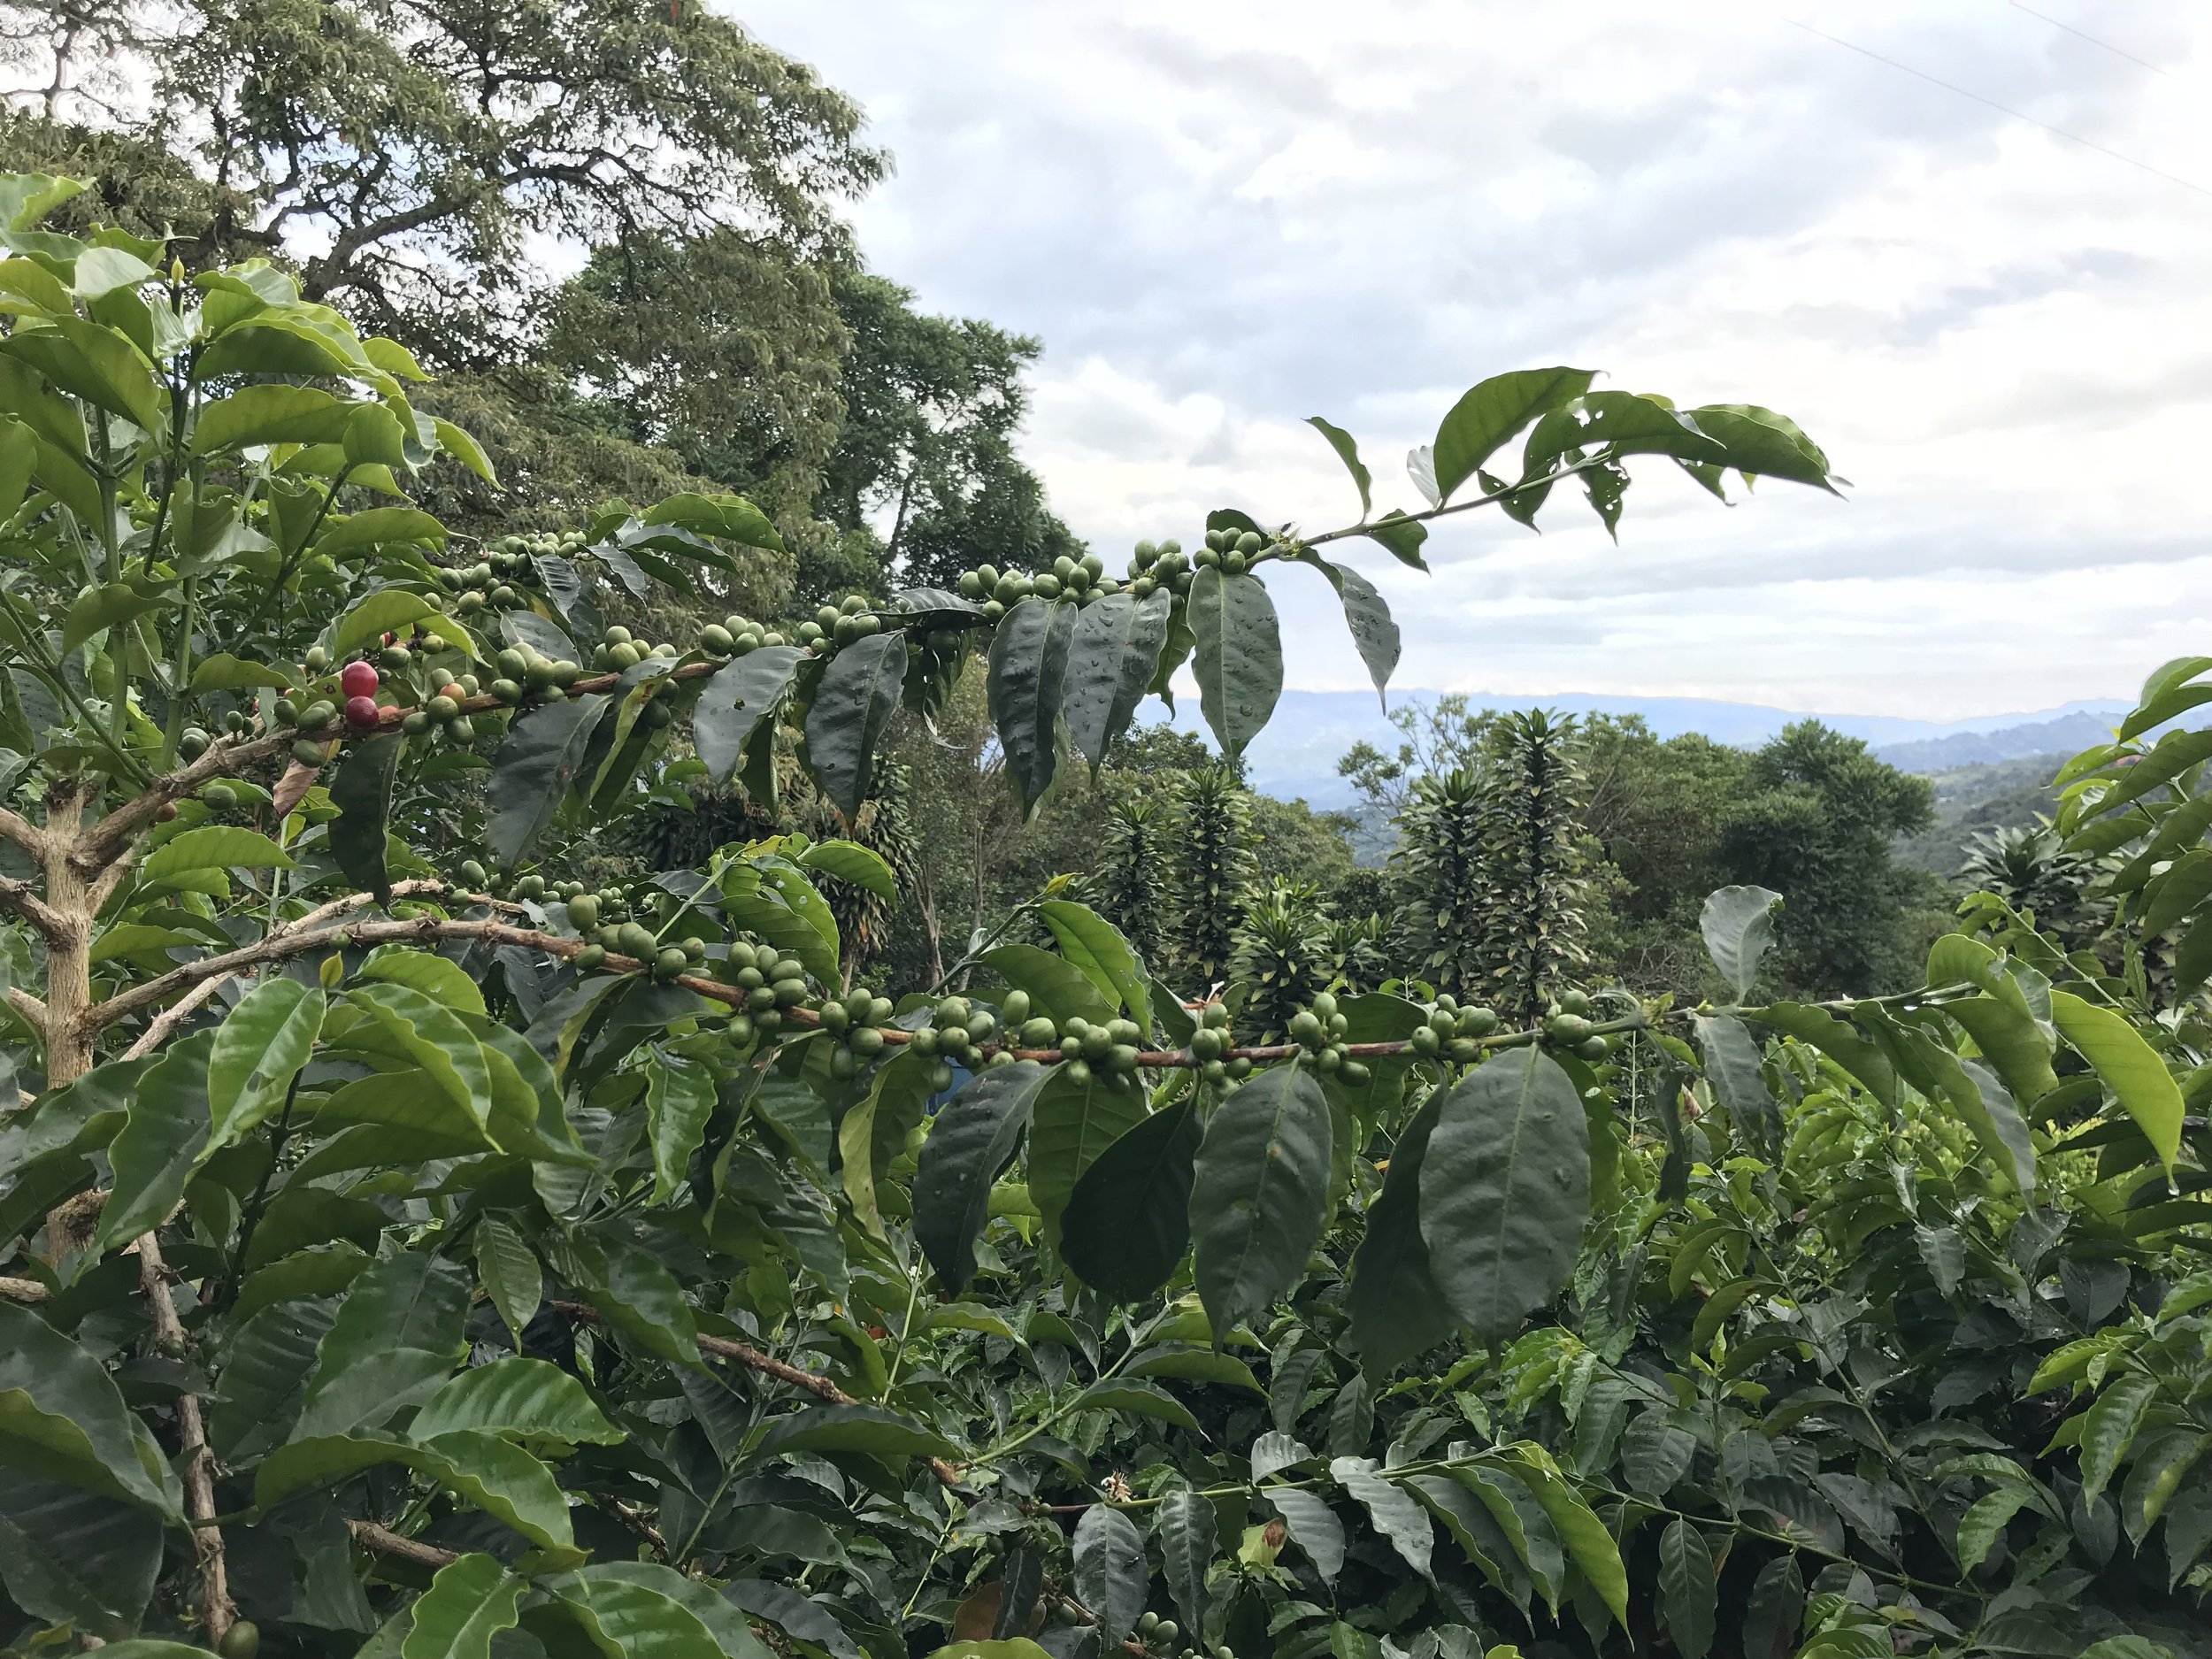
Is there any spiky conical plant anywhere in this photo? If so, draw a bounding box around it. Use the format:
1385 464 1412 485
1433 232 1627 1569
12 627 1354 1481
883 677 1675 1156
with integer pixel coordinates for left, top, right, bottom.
1325 910 1391 996
807 757 922 985
1166 760 1256 989
1473 709 1591 1024
1233 880 1333 1041
1387 764 1487 1001
1096 795 1168 968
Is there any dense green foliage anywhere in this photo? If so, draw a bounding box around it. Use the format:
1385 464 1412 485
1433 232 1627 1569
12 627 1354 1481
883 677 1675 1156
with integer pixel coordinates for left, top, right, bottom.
1352 705 1944 1002
0 175 2204 1659
0 0 1078 592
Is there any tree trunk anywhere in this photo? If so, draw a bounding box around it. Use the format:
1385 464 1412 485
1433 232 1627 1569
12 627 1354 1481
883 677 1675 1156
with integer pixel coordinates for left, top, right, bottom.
39 786 93 1085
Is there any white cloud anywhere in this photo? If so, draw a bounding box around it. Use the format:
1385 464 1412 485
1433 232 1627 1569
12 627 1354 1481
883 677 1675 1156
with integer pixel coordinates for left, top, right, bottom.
734 0 2212 718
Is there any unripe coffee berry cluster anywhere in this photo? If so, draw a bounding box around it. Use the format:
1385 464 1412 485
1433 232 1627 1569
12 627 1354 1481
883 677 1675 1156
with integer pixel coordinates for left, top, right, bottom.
1286 990 1370 1086
1542 988 1613 1062
1409 995 1502 1064
1196 526 1265 575
821 984 897 1079
910 995 1002 1093
1186 1002 1254 1085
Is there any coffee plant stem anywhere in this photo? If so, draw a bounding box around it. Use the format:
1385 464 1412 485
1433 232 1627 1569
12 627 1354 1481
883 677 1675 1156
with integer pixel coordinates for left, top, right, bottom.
135 1227 235 1647
1298 452 1622 549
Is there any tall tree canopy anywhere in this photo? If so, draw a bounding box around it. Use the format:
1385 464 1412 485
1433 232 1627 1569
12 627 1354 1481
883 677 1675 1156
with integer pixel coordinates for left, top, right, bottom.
0 0 1078 589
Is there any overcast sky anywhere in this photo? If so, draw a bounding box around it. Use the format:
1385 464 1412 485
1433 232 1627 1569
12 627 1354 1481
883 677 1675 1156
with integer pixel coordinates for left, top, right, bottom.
737 0 2211 719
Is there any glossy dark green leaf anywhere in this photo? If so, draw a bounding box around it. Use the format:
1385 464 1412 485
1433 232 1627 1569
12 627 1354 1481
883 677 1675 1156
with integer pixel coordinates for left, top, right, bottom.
206 978 323 1154
643 1048 715 1206
400 1552 523 1659
1741 1555 1804 1659
981 943 1116 1027
1306 415 1372 513
0 1473 160 1636
62 580 171 652
206 1297 336 1462
1071 1503 1146 1640
1333 1457 1433 1579
987 595 1075 814
1748 1002 1896 1108
411 1356 621 1454
576 1563 775 1659
1659 1520 1717 1659
1432 368 1595 502
1063 590 1171 772
1363 510 1429 572
1187 568 1281 761
343 983 494 1135
329 731 403 902
1189 1063 1333 1337
487 693 609 866
1680 403 1838 491
1521 390 1726 476
913 1061 1051 1294
1700 885 1781 1002
1061 1097 1202 1302
1156 1488 1217 1632
573 1229 703 1370
641 490 785 551
1407 1474 1531 1611
1038 899 1149 1025
803 631 907 819
1074 1379 1201 1432
291 1251 470 1440
1265 1487 1345 1585
1417 1048 1588 1343
1029 1064 1148 1243
472 1219 542 1348
1695 1014 1781 1163
95 1029 213 1249
0 1302 179 1515
257 1431 575 1557
1346 1094 1455 1374
1301 556 1399 707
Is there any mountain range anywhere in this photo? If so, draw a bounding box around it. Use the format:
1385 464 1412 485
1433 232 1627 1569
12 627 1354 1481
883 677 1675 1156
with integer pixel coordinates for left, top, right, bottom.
1141 690 2131 809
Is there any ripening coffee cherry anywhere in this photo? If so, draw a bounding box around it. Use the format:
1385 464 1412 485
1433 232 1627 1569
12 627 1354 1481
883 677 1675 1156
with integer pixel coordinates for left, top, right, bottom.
343 694 380 729
340 660 378 700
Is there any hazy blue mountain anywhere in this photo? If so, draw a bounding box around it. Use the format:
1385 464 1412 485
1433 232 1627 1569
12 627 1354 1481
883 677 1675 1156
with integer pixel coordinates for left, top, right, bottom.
1137 689 2131 806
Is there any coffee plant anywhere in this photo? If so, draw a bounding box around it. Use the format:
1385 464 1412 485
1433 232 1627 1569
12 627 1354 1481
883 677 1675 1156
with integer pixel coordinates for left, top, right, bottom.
0 174 2204 1659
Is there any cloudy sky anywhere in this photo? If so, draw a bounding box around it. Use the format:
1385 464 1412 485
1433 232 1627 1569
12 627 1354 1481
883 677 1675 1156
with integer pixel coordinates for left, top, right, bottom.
739 0 2211 720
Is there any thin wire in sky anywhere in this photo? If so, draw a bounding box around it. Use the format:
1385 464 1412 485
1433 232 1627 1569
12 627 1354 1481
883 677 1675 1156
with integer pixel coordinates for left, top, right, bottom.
1787 19 2212 201
2008 3 2170 79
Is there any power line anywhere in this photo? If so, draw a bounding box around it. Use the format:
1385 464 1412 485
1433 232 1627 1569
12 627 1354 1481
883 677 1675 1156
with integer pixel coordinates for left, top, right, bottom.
2008 3 2170 79
1787 18 2212 202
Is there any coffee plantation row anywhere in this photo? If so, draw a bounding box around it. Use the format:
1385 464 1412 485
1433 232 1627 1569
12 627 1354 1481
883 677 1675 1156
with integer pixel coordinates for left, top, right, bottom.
0 174 2205 1659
